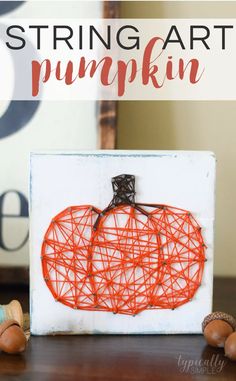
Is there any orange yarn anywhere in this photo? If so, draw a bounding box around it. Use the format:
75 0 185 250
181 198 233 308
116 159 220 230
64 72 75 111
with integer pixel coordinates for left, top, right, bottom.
41 200 205 316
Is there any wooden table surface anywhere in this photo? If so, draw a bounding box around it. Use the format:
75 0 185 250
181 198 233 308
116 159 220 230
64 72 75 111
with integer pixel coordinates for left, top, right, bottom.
0 277 235 381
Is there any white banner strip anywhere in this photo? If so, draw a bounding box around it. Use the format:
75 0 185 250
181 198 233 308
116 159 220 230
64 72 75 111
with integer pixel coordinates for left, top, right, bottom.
0 18 236 100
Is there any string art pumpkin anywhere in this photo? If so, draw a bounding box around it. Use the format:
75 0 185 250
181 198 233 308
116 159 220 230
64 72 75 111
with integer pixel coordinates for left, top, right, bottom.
41 174 206 316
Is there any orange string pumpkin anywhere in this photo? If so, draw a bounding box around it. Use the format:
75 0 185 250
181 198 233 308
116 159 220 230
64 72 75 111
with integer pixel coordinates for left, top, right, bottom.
41 174 206 316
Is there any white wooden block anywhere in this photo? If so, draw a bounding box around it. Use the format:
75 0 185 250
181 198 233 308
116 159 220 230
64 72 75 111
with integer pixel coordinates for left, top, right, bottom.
30 150 215 335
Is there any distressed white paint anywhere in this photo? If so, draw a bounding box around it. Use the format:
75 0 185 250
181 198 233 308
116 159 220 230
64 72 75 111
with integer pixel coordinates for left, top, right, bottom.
30 151 215 335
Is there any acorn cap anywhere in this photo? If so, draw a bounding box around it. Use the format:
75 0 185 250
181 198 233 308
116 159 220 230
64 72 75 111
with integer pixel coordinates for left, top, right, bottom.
4 300 24 328
202 312 236 332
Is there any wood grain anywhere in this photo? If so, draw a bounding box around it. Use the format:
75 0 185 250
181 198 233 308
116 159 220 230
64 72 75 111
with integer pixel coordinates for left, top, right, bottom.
98 2 120 149
0 277 235 381
103 1 120 18
98 101 118 149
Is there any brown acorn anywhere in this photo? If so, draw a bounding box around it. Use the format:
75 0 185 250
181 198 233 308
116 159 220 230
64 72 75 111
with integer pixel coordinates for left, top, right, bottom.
0 320 27 354
225 332 236 361
202 311 236 348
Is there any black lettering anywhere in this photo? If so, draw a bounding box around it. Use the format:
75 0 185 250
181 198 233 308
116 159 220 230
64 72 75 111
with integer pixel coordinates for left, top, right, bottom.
29 25 49 50
214 25 234 50
53 25 73 50
117 25 140 50
163 26 185 50
190 26 210 50
6 25 25 50
90 25 111 50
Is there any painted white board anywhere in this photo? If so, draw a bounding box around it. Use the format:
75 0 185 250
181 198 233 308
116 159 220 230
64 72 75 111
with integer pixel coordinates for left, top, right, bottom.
30 151 215 335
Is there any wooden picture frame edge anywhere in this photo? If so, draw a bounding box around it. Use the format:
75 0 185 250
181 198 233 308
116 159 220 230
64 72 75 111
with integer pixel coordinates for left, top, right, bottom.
99 1 119 149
